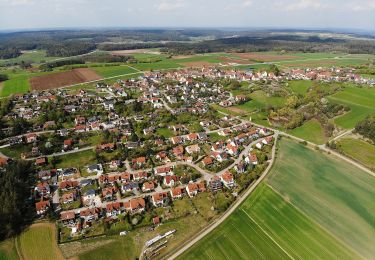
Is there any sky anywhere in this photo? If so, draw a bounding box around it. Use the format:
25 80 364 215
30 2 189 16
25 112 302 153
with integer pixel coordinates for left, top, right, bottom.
0 0 374 31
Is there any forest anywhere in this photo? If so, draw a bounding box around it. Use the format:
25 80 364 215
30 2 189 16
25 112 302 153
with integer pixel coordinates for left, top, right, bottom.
1 29 375 59
356 116 375 143
0 160 36 240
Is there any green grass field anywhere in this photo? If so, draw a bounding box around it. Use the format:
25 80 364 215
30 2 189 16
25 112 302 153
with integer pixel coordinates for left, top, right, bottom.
1 74 30 97
236 90 286 112
267 138 375 258
17 223 63 260
288 119 327 144
53 149 96 170
156 127 174 138
180 183 357 260
328 85 375 129
0 50 59 66
288 80 312 95
0 238 19 260
337 138 375 169
92 65 139 78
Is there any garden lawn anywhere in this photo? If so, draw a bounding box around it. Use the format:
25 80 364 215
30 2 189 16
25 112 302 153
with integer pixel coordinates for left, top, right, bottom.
288 119 327 144
180 184 357 260
267 138 375 259
337 138 375 169
156 127 174 138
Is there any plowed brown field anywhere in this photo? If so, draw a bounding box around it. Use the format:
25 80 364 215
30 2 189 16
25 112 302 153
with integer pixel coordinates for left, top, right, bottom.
30 68 102 90
231 53 299 61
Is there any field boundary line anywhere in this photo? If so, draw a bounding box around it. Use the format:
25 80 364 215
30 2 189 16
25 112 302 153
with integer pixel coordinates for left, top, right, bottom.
14 236 24 260
266 183 366 260
241 209 295 260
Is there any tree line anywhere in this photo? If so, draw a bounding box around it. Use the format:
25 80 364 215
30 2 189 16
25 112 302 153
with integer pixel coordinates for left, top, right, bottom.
355 116 375 143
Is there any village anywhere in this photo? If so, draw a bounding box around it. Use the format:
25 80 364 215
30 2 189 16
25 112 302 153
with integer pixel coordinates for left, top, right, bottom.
0 64 372 248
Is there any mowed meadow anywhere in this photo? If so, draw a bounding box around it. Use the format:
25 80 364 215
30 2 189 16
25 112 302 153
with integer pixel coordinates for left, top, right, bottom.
0 223 64 260
267 138 375 259
328 85 375 129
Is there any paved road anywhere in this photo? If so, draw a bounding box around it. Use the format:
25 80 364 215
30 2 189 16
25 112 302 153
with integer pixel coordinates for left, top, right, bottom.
168 133 279 259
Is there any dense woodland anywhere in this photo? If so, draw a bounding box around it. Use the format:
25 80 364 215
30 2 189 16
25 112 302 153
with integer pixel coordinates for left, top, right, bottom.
1 30 375 61
0 160 35 240
356 116 375 143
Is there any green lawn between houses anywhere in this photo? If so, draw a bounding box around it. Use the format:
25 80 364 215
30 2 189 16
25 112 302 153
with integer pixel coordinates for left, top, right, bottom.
179 183 357 260
267 138 375 259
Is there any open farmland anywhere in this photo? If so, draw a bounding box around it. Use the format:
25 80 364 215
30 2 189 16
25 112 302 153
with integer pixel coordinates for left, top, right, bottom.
267 138 375 258
328 85 375 129
17 223 64 260
288 119 327 144
30 68 102 90
179 184 357 260
231 52 299 62
92 65 139 78
337 137 375 169
1 74 30 97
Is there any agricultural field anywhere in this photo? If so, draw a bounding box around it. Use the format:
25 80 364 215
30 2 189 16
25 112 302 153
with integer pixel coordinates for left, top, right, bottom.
288 119 327 144
267 138 375 258
30 68 102 90
1 74 30 97
92 65 139 78
4 223 64 260
328 85 375 129
180 183 357 260
0 50 60 65
336 137 375 169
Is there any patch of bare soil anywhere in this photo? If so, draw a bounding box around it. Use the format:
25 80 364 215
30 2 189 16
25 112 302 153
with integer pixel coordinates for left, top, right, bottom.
59 238 114 259
181 61 214 67
30 68 102 90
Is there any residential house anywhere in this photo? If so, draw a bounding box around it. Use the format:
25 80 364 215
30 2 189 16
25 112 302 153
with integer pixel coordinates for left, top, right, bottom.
163 175 179 187
87 164 104 175
106 202 125 217
154 166 173 176
124 198 145 214
186 144 200 154
59 180 79 191
220 171 235 188
186 182 206 197
35 200 50 215
170 187 185 200
152 192 169 207
209 176 223 191
142 181 155 192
